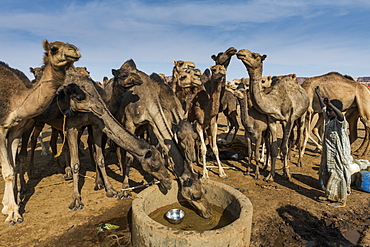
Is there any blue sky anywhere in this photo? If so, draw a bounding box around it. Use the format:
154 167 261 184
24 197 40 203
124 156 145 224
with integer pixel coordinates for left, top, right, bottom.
1 0 370 82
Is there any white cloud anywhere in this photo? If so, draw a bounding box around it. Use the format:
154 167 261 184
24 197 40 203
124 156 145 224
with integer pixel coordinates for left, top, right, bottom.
1 0 370 81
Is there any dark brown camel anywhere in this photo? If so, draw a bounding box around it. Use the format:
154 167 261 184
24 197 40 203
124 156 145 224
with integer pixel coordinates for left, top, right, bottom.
62 69 172 210
114 59 212 218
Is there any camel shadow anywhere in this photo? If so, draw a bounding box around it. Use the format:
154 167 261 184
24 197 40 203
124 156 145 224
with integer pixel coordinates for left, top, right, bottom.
273 173 323 201
277 205 354 246
20 147 96 214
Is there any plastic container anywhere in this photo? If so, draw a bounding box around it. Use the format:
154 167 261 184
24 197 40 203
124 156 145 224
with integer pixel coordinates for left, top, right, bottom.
355 171 370 193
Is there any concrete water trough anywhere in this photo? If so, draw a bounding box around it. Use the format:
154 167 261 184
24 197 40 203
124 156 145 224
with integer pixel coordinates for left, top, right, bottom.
131 179 253 247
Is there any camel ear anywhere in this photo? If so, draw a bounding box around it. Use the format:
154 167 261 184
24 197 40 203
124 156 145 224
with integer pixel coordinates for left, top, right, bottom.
150 73 162 83
267 76 272 80
121 59 136 71
211 54 216 61
261 54 267 61
203 69 210 77
42 40 50 52
291 74 296 79
29 67 34 74
112 69 118 77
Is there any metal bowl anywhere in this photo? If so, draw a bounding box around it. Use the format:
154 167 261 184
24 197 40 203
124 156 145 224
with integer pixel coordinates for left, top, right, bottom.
165 208 186 224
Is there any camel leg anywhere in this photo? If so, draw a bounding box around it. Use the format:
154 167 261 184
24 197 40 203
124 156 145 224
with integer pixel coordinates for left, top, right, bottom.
28 122 45 179
230 111 239 142
195 123 210 179
38 130 48 156
253 134 264 180
17 120 36 192
302 109 314 155
118 149 134 199
243 132 252 176
280 119 294 181
358 116 370 157
66 127 84 210
209 118 227 178
295 115 306 167
259 140 266 163
91 126 117 198
5 126 25 224
0 130 23 225
265 122 278 182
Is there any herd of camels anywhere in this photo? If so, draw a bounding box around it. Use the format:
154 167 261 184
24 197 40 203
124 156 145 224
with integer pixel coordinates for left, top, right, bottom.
1 40 370 225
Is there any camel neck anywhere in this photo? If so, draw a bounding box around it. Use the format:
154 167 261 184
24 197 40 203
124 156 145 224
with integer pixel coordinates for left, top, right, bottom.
207 77 224 118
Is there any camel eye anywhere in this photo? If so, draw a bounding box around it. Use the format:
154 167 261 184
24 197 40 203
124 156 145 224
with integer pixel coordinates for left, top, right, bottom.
183 178 193 187
50 46 59 54
150 165 159 172
191 195 201 201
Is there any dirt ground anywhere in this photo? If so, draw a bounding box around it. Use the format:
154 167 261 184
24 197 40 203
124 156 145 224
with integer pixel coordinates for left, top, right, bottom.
0 114 369 247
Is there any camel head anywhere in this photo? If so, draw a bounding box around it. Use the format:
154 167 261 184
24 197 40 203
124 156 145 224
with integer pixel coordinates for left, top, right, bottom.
63 70 107 116
139 146 173 191
42 40 81 68
179 171 212 219
74 67 90 77
177 69 202 88
236 49 267 70
233 82 247 100
112 67 143 88
174 120 198 166
210 64 226 81
29 66 44 83
173 60 196 73
261 76 273 88
211 47 237 69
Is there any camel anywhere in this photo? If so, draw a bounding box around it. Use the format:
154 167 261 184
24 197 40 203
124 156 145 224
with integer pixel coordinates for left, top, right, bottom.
188 64 228 179
300 72 370 157
233 82 269 179
59 69 172 210
0 40 80 225
220 82 239 142
236 49 309 181
173 68 203 114
170 60 196 92
114 60 212 219
211 47 237 69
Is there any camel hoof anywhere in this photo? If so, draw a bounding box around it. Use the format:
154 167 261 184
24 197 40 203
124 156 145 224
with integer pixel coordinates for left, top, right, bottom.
94 185 105 191
64 176 73 181
106 191 117 198
17 218 23 224
9 221 15 226
219 174 228 179
119 194 131 200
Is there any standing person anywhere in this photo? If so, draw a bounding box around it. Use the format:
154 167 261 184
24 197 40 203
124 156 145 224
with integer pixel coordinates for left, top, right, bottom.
315 86 351 208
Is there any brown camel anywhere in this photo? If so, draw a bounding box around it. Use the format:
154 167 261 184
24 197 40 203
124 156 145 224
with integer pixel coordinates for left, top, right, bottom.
60 68 172 210
220 83 239 142
173 68 203 114
233 81 269 179
300 72 370 157
170 60 196 92
114 60 212 219
188 64 228 179
236 49 309 181
0 40 80 225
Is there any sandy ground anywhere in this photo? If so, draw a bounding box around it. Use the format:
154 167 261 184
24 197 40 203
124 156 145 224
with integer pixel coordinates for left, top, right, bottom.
0 114 369 247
